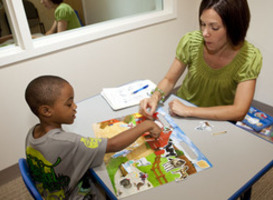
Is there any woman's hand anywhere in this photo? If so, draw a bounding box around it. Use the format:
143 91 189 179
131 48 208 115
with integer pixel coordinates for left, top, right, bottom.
168 99 192 117
139 96 159 119
139 58 187 118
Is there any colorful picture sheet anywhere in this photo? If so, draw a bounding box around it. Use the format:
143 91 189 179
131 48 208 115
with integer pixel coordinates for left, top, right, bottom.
92 108 212 199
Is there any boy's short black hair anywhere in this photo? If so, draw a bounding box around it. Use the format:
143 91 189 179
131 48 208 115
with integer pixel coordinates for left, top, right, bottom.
199 0 250 46
25 75 68 116
51 0 63 5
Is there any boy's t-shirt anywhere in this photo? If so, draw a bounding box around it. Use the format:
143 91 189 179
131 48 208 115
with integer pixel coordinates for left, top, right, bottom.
25 125 107 200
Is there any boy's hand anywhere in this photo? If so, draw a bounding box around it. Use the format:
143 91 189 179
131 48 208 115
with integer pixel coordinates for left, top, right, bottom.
146 120 161 138
106 119 162 153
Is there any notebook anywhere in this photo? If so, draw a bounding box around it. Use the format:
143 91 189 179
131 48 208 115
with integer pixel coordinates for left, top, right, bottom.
101 80 156 110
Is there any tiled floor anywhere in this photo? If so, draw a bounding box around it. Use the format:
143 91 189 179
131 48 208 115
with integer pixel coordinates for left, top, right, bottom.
0 176 32 200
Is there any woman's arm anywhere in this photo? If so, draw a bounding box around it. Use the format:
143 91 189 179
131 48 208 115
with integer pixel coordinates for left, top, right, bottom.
157 58 187 97
169 79 256 121
0 34 13 43
45 20 68 35
139 58 187 118
57 20 68 33
46 21 57 35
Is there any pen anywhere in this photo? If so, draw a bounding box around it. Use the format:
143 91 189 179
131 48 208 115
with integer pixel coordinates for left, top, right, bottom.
132 84 149 94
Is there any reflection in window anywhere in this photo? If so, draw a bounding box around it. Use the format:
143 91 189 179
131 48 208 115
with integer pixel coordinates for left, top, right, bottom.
24 0 163 37
1 0 173 66
23 0 45 35
82 0 163 25
0 1 14 47
24 0 81 36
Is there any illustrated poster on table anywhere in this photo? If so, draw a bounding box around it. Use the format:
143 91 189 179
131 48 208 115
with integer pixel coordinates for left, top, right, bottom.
92 107 212 199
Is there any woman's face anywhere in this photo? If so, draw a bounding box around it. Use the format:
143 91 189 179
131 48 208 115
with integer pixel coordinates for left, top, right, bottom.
40 0 54 9
200 8 230 53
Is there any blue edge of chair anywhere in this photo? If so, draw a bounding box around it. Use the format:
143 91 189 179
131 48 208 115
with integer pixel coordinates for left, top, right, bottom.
74 10 83 27
18 158 43 200
18 158 116 200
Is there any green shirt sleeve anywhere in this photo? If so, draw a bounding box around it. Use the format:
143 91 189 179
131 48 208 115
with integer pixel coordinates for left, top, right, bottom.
176 31 203 65
54 3 81 30
55 3 72 22
234 41 263 82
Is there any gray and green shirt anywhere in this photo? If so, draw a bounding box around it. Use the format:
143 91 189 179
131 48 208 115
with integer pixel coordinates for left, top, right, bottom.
25 125 107 199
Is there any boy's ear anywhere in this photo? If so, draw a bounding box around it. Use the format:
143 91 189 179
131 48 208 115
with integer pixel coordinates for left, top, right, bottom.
38 105 53 118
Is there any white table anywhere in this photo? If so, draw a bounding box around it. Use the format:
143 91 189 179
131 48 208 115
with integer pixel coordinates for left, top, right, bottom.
64 94 273 200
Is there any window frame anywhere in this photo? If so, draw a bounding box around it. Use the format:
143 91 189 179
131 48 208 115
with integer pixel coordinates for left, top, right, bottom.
0 0 177 67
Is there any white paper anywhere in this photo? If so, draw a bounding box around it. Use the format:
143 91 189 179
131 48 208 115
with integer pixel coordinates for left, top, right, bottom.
101 80 156 110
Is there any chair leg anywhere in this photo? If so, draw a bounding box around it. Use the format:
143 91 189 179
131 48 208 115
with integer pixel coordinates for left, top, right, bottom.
39 23 46 34
240 187 252 200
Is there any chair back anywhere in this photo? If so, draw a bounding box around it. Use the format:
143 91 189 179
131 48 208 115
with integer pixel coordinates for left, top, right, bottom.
22 0 45 34
18 158 43 200
74 9 84 26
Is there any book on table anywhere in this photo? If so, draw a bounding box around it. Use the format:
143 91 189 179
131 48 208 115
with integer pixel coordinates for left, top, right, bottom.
101 80 156 110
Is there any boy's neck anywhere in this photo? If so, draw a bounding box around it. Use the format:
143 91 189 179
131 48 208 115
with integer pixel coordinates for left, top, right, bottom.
33 123 61 139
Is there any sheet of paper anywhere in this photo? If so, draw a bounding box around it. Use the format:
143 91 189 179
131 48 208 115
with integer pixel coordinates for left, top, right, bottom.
101 80 156 110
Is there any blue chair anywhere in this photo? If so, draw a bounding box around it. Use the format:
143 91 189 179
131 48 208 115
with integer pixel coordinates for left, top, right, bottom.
18 158 43 200
74 9 84 27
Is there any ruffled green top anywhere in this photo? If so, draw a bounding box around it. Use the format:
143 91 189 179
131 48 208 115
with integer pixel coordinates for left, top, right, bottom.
55 3 81 30
176 31 262 107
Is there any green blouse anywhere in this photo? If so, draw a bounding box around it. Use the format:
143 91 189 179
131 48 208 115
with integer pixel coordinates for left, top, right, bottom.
176 31 262 107
55 3 81 30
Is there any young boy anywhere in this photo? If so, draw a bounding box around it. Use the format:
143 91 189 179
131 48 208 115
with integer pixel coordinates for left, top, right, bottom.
25 75 161 199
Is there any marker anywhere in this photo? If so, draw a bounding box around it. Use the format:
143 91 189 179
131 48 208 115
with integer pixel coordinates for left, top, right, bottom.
132 84 149 94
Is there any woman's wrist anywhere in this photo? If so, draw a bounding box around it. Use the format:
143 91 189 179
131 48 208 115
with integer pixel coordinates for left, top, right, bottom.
151 87 165 103
185 106 194 118
151 91 160 103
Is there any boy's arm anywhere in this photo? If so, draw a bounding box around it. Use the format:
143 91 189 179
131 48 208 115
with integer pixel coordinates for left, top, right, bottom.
106 120 161 153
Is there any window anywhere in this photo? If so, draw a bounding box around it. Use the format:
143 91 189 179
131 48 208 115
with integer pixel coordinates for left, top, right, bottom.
82 0 163 25
0 1 15 47
0 0 177 67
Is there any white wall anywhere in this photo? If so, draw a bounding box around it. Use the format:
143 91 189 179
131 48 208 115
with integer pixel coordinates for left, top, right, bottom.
1 0 273 170
0 0 199 170
247 0 273 105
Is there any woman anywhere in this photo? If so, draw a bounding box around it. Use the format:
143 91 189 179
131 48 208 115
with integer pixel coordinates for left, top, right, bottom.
41 0 81 35
139 0 262 121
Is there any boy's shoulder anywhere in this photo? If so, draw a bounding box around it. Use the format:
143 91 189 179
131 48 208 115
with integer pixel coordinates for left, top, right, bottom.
26 126 80 146
26 125 108 149
46 128 79 142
